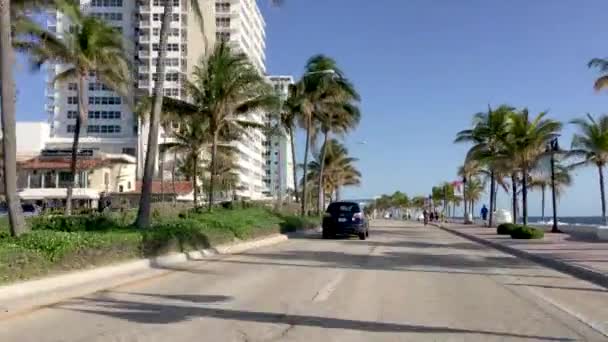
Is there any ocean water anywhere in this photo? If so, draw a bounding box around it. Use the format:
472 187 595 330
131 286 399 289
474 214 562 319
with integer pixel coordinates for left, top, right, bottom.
527 216 606 226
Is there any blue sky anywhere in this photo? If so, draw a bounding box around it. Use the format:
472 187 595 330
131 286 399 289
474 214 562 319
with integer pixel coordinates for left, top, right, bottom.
14 0 608 216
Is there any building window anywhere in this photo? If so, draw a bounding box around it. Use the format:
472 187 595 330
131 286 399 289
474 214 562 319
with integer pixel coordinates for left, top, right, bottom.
90 12 122 21
67 96 78 105
216 17 230 28
91 0 123 7
67 125 76 133
68 83 77 91
67 110 78 119
216 31 230 42
215 2 230 12
88 97 122 105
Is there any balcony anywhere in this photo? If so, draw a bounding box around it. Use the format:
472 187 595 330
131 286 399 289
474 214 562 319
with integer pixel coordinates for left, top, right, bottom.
138 50 150 58
138 20 150 28
138 66 149 73
139 35 150 43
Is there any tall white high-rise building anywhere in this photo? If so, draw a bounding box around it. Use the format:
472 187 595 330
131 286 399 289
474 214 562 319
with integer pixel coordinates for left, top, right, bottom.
46 0 215 158
45 0 140 156
263 75 295 199
45 0 268 201
215 0 267 200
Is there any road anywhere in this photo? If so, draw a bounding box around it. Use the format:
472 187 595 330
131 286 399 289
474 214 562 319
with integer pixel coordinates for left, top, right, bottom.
0 220 606 341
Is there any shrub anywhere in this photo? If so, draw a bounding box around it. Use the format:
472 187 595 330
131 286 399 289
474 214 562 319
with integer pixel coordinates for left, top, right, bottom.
510 226 544 239
279 215 319 232
0 207 320 285
30 214 121 232
497 223 518 235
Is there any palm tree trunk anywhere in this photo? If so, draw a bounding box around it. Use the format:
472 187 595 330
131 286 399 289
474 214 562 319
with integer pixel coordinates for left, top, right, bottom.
511 172 518 224
301 116 312 216
136 3 171 228
160 135 166 203
489 169 495 227
0 2 26 236
208 131 219 210
541 184 546 223
599 165 607 225
172 149 177 206
66 74 87 216
288 126 299 203
522 165 529 226
192 153 198 208
463 180 469 222
471 200 475 218
317 131 329 214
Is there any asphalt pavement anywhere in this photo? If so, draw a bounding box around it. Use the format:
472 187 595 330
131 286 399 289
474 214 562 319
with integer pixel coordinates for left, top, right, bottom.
0 220 606 341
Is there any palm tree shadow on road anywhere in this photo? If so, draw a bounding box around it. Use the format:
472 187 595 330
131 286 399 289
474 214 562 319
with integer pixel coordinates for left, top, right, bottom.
58 294 574 341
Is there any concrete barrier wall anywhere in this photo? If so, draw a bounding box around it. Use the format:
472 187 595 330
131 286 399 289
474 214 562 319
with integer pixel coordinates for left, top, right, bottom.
531 224 608 241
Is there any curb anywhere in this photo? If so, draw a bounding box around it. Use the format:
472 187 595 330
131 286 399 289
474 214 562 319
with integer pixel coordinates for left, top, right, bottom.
0 228 318 319
434 224 608 289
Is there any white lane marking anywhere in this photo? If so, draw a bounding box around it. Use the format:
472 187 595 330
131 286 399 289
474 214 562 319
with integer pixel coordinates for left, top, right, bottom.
312 272 345 302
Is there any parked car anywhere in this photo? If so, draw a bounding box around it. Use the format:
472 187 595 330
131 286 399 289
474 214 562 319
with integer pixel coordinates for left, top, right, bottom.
21 203 41 217
322 201 369 240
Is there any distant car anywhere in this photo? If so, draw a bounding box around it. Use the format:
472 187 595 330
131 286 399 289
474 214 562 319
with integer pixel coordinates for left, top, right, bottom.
322 201 369 240
21 203 41 217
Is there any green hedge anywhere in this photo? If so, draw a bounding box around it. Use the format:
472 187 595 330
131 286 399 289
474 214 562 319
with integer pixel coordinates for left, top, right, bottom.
510 226 544 239
0 207 319 285
497 223 518 235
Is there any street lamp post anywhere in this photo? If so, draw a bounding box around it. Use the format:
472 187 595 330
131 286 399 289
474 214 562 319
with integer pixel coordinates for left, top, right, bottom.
550 137 560 233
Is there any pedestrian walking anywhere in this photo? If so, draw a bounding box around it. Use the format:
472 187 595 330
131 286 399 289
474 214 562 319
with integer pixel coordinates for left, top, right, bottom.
481 204 489 223
423 209 429 226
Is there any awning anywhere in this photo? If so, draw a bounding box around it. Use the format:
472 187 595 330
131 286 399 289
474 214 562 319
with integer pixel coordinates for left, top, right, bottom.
18 188 100 201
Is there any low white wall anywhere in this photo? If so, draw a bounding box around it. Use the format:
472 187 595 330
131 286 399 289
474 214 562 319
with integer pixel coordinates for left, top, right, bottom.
534 224 608 241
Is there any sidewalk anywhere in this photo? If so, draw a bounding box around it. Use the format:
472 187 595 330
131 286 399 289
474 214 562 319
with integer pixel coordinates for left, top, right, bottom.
437 223 608 288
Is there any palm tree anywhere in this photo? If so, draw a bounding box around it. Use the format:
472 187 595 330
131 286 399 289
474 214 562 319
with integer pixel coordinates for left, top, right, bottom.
276 89 300 202
16 3 130 215
306 56 360 214
505 109 562 225
455 105 512 227
169 116 209 206
1 0 59 236
1 0 27 235
457 160 483 222
569 114 608 225
588 58 608 91
136 0 209 227
466 177 485 215
529 159 572 222
303 139 360 205
157 43 277 209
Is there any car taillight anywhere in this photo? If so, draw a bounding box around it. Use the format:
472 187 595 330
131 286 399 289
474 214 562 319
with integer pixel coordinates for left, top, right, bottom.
353 212 363 220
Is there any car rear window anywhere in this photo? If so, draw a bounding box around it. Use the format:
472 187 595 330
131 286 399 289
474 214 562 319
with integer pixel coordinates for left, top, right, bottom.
327 203 360 213
22 204 35 212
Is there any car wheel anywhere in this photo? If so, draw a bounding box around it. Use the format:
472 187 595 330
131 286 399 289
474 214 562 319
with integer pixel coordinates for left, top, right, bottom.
322 230 331 239
358 232 366 240
366 230 369 237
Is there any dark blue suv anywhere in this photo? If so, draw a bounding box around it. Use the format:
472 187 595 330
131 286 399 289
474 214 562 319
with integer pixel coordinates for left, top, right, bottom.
322 201 369 240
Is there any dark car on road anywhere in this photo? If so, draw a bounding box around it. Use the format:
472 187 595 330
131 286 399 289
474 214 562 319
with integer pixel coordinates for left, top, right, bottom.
322 201 369 240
